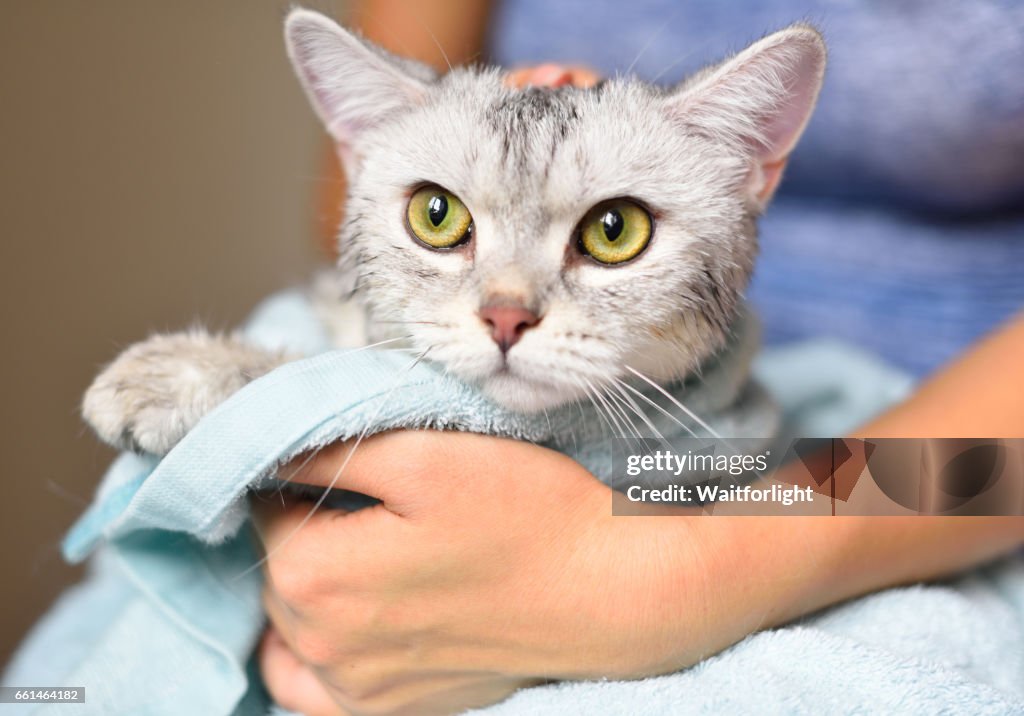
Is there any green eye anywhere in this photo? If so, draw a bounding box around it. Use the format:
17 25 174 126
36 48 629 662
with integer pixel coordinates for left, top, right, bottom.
407 185 473 249
578 200 652 264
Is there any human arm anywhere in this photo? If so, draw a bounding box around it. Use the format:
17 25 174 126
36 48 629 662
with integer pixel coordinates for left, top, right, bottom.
679 313 1024 628
783 312 1024 621
855 310 1024 439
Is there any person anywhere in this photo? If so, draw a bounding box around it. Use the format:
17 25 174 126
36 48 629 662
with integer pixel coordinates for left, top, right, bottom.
259 2 1024 713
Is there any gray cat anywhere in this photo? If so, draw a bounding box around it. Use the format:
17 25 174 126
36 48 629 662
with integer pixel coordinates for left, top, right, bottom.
82 9 826 455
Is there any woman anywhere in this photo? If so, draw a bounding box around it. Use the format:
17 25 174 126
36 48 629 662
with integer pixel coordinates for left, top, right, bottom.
260 1 1024 713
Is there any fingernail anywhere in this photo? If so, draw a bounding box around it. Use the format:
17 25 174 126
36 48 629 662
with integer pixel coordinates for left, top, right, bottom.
531 64 572 87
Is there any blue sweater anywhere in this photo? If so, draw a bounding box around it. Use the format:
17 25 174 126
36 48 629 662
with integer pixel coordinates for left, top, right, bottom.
491 0 1024 376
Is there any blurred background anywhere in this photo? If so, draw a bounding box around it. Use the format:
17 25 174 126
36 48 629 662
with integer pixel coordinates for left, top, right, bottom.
0 1 332 663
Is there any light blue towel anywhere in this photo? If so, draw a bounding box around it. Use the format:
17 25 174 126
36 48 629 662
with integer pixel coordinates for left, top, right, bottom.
5 290 1023 715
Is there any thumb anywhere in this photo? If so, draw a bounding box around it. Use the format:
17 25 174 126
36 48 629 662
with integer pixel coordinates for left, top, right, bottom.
271 431 444 509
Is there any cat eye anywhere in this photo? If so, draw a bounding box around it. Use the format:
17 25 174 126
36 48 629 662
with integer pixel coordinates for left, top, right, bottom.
407 185 473 249
577 199 652 265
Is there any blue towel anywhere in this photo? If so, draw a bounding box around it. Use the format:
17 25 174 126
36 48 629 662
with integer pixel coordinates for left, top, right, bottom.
6 290 1023 715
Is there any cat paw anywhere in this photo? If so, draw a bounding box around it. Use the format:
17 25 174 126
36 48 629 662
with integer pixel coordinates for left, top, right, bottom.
82 331 281 455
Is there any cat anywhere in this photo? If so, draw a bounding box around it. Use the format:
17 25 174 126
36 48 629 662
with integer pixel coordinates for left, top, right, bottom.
82 8 826 456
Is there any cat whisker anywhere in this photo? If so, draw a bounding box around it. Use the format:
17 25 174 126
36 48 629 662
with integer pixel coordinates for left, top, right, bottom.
421 23 453 73
541 404 553 434
607 382 669 458
364 0 454 73
582 378 623 437
343 335 414 352
581 378 639 476
585 377 643 451
577 378 618 439
622 8 679 77
650 55 694 85
272 445 326 495
44 479 90 508
649 27 737 84
374 320 452 329
607 378 671 448
624 366 724 440
610 375 698 440
605 383 680 470
601 383 646 446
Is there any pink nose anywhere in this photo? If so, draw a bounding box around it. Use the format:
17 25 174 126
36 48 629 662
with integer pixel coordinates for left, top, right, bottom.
479 304 541 353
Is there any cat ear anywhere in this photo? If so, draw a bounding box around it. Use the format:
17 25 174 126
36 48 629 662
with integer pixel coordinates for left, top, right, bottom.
668 25 826 208
284 9 434 159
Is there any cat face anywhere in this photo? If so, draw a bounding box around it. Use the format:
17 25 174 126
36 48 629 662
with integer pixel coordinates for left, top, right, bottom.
285 10 825 411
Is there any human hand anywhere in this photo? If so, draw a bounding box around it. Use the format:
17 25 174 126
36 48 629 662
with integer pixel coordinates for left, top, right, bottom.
252 430 721 716
504 63 601 89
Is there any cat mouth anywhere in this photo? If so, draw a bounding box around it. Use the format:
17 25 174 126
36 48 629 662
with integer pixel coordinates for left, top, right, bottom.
492 357 535 379
488 361 567 391
493 358 514 375
479 364 582 412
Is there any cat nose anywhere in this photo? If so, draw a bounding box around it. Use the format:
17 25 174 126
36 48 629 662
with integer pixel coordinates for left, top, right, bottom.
479 304 541 354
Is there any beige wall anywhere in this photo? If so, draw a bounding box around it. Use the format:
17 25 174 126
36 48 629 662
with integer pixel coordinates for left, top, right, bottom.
0 1 339 665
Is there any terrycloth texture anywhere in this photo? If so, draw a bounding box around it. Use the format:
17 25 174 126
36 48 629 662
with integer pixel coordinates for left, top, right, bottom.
492 0 1024 376
470 560 1024 716
6 290 1022 715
